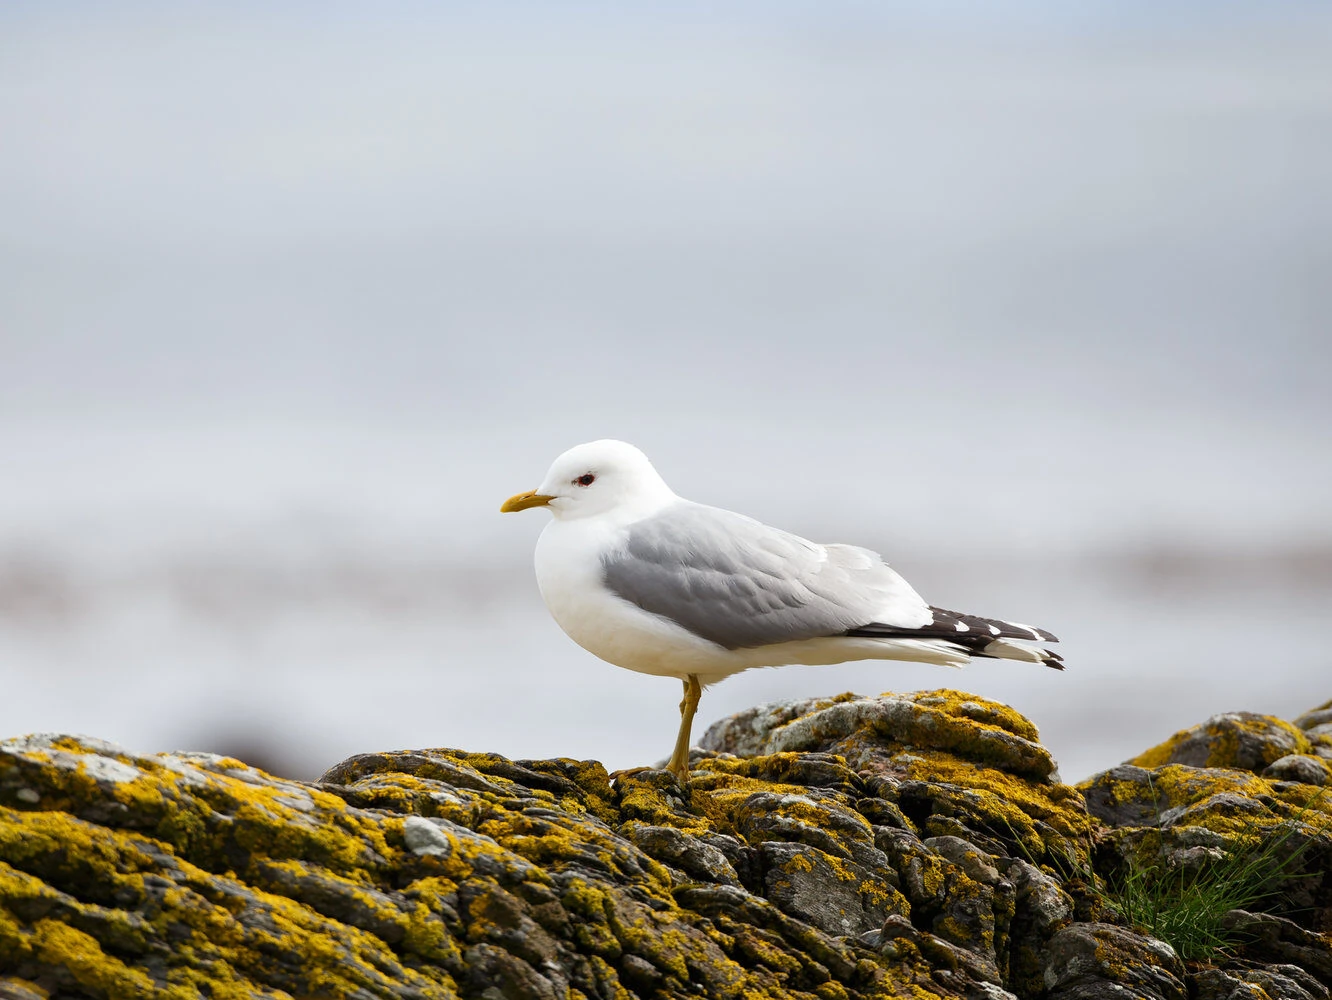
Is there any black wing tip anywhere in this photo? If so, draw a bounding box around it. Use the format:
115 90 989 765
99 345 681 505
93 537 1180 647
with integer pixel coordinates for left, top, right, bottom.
925 606 1060 644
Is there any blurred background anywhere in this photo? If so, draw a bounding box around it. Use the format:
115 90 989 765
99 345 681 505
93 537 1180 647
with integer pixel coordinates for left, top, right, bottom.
2 2 1329 783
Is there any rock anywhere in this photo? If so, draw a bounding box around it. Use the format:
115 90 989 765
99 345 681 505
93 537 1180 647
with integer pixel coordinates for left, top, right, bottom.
1081 755 1332 950
704 689 1091 874
759 841 904 937
999 857 1073 997
3 693 1330 1000
867 912 1010 989
1221 910 1332 982
1080 760 1332 838
1131 712 1311 772
1080 762 1278 829
1079 763 1173 826
876 829 1013 984
925 834 1003 886
622 823 742 887
703 689 1059 781
1294 701 1332 732
0 978 47 1000
1194 965 1330 1000
1044 922 1186 1000
0 696 1077 1000
402 814 456 855
1263 754 1331 786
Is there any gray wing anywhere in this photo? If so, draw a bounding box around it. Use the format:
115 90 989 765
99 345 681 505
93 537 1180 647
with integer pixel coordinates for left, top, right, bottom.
601 502 932 650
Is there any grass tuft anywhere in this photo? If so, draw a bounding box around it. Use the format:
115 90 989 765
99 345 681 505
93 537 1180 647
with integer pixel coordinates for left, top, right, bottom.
1094 784 1328 962
1025 776 1328 964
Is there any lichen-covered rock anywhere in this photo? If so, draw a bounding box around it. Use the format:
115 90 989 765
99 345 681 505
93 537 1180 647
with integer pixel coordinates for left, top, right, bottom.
2 692 1330 1000
702 690 1089 868
703 691 1058 781
1194 964 1330 1000
759 841 903 938
996 857 1072 997
0 977 49 1000
1077 758 1332 842
1264 754 1331 786
871 828 1015 985
1130 712 1311 772
1295 701 1332 733
1074 699 1332 991
1295 703 1332 763
1043 922 1186 1000
1080 756 1332 852
1221 910 1332 982
1080 738 1332 965
622 824 744 888
0 694 1089 1000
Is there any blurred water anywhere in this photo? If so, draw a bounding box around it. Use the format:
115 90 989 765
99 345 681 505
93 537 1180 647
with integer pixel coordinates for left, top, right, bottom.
1 502 1326 783
1 423 1326 782
1 4 1329 781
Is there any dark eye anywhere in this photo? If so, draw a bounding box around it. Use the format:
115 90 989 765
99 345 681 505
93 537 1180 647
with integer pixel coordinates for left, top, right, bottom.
575 473 596 487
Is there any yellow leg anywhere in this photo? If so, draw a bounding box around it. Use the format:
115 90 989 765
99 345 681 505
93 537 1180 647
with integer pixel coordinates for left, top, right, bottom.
665 674 702 783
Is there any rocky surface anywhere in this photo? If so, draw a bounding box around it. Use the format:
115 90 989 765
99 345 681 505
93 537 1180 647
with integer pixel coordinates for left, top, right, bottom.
0 689 1328 1000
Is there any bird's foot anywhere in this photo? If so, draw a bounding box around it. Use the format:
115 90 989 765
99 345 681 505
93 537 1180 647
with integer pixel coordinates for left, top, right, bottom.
608 763 693 796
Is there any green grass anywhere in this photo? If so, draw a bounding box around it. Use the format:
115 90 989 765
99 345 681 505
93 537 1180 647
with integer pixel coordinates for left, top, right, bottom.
1099 832 1299 960
1091 786 1328 962
1019 778 1329 964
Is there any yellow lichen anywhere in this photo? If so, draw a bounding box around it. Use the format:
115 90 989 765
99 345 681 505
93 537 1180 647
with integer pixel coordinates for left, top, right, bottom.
31 919 184 1000
14 694 1268 1000
820 854 861 885
1131 714 1311 771
893 748 1091 862
904 689 1041 743
0 978 48 1000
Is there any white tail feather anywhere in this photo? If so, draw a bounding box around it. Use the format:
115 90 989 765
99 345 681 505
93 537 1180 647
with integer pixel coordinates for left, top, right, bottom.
981 638 1051 663
880 638 970 668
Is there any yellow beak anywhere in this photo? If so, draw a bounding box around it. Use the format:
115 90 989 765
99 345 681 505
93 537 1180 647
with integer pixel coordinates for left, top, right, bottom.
500 490 556 513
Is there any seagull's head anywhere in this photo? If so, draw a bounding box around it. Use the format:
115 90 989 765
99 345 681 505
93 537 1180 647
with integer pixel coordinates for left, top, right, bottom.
501 439 676 521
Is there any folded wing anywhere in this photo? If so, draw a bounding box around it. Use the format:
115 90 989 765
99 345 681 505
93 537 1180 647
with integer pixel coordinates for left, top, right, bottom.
601 502 934 650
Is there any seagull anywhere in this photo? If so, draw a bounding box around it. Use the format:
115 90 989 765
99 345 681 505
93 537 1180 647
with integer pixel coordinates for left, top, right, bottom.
501 440 1061 782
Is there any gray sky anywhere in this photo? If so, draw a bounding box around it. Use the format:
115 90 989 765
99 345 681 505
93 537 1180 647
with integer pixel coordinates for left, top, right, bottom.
2 3 1329 781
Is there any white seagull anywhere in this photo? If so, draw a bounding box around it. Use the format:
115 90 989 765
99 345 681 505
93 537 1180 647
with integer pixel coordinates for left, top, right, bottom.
501 440 1061 781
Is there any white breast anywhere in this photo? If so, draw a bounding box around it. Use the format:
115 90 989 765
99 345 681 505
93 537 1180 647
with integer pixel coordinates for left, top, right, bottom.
533 518 734 679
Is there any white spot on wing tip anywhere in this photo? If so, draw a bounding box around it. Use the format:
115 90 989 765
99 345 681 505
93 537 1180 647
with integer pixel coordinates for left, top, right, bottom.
988 625 1001 635
954 622 969 632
